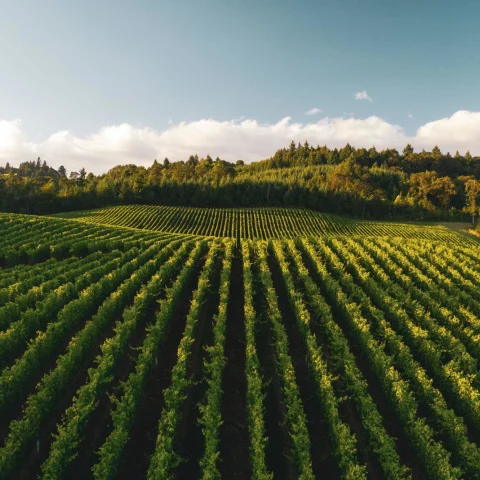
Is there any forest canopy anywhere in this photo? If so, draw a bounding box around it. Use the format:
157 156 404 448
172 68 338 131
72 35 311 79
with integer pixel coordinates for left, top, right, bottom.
1 142 480 223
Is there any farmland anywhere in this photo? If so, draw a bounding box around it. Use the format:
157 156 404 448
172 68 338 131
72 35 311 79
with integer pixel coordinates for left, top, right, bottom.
54 205 462 242
0 210 480 479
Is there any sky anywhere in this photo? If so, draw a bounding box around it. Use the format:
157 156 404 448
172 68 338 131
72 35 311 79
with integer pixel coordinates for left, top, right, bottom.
0 0 479 173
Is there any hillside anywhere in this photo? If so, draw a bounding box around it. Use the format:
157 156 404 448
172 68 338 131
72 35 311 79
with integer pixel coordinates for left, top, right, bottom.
0 210 480 478
53 205 464 243
2 143 480 224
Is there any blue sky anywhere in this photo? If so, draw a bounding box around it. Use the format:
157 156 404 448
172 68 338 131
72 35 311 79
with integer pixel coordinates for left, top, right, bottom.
1 0 479 172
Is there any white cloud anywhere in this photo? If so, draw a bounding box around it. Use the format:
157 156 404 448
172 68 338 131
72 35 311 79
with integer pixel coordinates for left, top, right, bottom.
355 90 373 102
408 113 414 119
416 111 480 152
0 119 34 158
305 107 322 115
0 111 479 174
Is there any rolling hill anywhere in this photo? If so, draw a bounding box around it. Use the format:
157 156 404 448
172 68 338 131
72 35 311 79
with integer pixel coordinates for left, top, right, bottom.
53 204 465 243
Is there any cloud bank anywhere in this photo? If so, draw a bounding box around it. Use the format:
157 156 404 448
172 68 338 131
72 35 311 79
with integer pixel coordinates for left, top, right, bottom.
0 111 479 174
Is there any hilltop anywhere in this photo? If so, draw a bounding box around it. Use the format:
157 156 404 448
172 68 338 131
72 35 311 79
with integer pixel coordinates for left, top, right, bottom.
2 142 480 226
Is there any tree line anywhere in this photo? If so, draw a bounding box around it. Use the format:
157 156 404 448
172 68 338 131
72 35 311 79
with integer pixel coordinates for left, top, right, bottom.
1 142 480 223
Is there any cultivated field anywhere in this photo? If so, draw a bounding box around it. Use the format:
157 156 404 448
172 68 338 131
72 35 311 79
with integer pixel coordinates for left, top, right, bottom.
0 211 479 479
53 205 462 242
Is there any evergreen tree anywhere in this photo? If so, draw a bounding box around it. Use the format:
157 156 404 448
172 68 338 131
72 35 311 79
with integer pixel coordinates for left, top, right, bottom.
402 144 414 156
432 145 442 158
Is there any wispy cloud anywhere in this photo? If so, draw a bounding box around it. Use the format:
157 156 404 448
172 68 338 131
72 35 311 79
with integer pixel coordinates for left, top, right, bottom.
355 90 373 102
305 107 322 115
1 111 479 174
408 113 414 119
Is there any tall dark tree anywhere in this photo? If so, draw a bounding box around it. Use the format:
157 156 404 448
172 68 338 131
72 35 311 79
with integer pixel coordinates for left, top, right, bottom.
432 145 442 158
403 144 414 156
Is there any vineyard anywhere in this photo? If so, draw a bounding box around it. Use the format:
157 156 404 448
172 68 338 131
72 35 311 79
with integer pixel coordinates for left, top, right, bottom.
53 205 462 242
1 210 480 479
